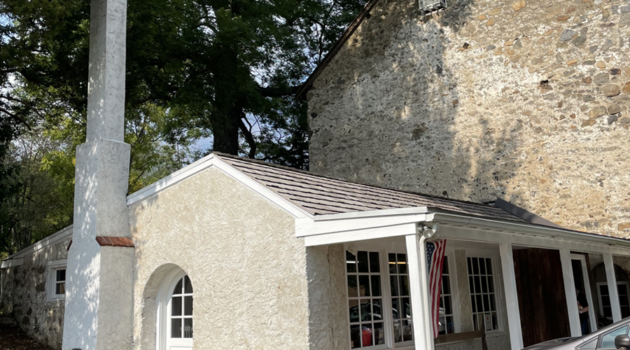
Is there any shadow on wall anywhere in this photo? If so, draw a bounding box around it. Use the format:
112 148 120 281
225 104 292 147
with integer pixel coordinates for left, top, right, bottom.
309 0 526 207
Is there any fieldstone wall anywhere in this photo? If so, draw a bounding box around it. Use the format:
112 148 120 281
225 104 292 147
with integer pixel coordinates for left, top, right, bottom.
0 227 71 350
308 0 630 236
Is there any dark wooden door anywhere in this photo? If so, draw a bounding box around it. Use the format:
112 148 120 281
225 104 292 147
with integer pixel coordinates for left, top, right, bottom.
513 248 571 347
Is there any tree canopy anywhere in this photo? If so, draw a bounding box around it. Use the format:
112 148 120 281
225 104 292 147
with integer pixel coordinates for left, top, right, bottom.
0 0 364 254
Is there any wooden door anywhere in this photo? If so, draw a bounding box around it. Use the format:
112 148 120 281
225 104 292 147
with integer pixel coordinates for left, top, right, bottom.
513 248 571 347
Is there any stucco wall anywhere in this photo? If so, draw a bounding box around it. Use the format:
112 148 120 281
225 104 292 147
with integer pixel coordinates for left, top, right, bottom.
307 0 630 236
129 167 319 349
0 228 71 350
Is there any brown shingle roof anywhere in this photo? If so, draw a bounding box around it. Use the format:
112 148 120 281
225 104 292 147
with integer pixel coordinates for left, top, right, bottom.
215 153 525 222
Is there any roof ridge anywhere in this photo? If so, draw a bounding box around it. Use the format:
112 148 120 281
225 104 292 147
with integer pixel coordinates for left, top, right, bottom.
214 152 508 211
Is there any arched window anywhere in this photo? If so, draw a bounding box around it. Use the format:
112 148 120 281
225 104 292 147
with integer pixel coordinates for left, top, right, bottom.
157 270 193 350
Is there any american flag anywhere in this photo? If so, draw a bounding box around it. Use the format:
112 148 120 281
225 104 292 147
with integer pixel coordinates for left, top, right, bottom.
426 239 447 338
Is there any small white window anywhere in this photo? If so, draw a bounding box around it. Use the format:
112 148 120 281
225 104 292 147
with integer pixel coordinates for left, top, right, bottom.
47 259 67 301
467 257 499 332
420 0 446 14
439 256 455 335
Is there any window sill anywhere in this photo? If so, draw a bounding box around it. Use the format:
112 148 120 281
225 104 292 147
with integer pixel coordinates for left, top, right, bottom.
433 331 507 346
46 296 65 302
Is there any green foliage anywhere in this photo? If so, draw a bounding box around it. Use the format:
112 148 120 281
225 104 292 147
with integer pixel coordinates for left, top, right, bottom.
0 0 364 253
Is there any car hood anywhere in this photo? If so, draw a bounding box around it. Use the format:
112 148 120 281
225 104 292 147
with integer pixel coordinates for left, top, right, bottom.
523 337 582 350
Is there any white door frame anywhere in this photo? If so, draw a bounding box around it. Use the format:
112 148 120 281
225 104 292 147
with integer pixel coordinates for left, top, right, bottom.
156 268 193 350
571 254 597 333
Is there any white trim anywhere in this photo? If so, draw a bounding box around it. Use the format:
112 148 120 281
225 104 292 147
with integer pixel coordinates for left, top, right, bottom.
560 249 581 337
572 254 597 333
1 258 23 268
499 243 523 350
304 223 418 247
2 225 72 264
431 213 630 253
604 253 623 322
405 234 433 350
126 154 310 219
464 252 505 335
46 259 67 301
297 209 428 238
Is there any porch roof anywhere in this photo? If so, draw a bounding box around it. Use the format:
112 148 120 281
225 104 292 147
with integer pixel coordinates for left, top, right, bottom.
215 153 525 222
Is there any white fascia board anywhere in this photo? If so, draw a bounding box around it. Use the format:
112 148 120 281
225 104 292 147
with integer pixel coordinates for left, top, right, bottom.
303 222 417 246
1 258 24 268
126 154 311 219
2 225 73 263
430 213 630 255
296 207 428 237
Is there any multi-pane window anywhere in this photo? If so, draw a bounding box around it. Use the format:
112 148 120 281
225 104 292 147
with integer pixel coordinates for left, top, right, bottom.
438 256 454 335
55 269 66 296
170 275 193 339
389 253 413 344
347 251 385 348
598 282 630 319
467 257 499 332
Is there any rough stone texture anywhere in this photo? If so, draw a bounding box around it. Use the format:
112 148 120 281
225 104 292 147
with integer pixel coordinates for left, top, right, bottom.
0 228 71 350
308 0 630 236
130 167 322 349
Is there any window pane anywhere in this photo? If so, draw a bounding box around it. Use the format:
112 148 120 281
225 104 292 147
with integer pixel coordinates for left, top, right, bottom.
402 319 413 341
392 298 400 319
446 316 454 334
183 318 193 338
488 276 494 293
348 275 358 297
349 300 359 322
397 254 407 274
171 318 182 338
442 256 449 274
469 276 475 293
479 258 486 274
402 297 411 318
444 295 452 315
347 251 357 273
56 269 66 282
481 276 488 293
602 295 611 308
358 251 369 273
374 322 385 345
359 275 370 297
56 282 65 295
184 296 193 316
373 299 382 320
467 258 472 275
399 276 409 296
393 320 402 342
474 276 481 293
472 258 479 274
442 275 451 295
184 276 193 293
371 276 382 297
172 296 182 316
350 325 361 348
601 326 628 348
483 295 489 311
174 279 183 295
490 294 496 311
369 252 380 273
360 300 372 321
492 312 499 330
438 316 447 335
601 284 609 295
389 254 397 274
471 295 477 313
362 324 373 347
390 276 399 297
486 259 492 274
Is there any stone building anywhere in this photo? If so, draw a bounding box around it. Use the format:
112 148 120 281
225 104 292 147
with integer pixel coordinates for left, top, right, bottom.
302 0 630 236
4 0 630 350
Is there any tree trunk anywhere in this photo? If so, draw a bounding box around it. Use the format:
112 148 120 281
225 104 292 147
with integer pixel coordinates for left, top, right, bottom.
210 105 241 155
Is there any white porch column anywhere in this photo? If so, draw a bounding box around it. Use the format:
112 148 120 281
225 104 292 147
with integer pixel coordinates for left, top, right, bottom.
405 234 433 349
559 249 581 336
62 0 133 349
604 253 622 322
499 243 524 350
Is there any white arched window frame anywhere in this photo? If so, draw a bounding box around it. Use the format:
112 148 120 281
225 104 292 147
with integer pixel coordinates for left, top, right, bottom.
156 268 193 350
